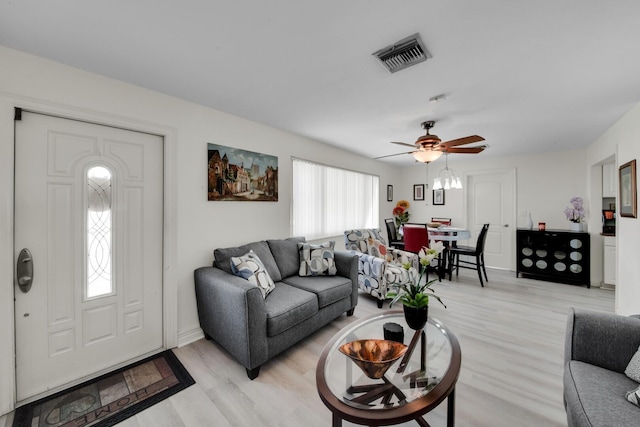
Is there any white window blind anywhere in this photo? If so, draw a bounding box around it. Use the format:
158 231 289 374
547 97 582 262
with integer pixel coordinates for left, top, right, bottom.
292 158 379 240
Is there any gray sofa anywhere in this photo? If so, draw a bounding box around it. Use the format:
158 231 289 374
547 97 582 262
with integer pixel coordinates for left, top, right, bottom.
194 236 358 379
564 307 640 426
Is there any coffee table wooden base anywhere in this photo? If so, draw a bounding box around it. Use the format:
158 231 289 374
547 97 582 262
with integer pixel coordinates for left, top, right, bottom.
330 388 455 427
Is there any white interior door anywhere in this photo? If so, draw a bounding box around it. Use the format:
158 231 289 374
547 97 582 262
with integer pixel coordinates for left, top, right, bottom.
14 111 164 401
466 169 516 270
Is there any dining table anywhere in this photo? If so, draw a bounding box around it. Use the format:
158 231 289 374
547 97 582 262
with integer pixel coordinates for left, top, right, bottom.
426 226 472 279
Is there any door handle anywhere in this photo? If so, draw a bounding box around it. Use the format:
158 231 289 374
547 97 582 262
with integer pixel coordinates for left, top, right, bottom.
16 248 33 293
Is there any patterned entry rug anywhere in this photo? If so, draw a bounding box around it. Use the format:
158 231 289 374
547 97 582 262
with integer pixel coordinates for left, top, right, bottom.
13 350 195 427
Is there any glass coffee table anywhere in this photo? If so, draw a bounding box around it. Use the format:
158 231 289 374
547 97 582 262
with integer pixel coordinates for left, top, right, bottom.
316 310 461 426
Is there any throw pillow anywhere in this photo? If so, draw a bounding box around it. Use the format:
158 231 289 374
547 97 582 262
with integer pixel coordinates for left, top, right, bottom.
230 250 276 298
625 346 640 382
366 237 393 262
298 241 337 276
627 384 640 407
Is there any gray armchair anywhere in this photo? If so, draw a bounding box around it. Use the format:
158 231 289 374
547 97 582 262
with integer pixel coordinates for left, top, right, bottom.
564 307 640 426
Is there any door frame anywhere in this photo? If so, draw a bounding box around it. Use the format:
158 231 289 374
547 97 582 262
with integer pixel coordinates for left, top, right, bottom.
462 167 517 271
0 94 178 412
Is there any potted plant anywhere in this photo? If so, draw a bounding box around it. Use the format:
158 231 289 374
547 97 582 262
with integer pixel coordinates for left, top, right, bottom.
564 196 586 232
393 200 410 236
387 242 446 329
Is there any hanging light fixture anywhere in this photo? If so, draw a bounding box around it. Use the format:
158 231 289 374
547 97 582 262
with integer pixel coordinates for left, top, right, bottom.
412 149 443 163
433 154 463 190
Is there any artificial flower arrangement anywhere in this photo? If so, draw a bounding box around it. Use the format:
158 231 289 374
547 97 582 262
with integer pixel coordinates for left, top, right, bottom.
387 242 447 309
393 200 411 230
564 196 586 223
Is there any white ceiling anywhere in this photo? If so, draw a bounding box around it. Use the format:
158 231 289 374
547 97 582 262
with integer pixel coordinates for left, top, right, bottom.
2 0 640 165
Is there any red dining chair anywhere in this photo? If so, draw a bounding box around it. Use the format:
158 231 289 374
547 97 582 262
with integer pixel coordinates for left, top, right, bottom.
431 217 452 226
403 223 443 281
402 223 429 253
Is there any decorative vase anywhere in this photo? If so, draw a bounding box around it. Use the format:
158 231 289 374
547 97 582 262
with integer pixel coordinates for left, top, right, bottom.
570 222 584 232
403 304 428 330
527 212 533 230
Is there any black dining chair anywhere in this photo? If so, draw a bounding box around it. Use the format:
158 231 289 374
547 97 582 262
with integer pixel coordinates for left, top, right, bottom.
448 223 490 287
384 218 404 250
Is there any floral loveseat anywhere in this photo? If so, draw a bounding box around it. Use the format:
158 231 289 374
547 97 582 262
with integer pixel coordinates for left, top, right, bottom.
344 229 418 308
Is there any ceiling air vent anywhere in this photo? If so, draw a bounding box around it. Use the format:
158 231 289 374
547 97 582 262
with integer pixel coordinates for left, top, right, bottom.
372 33 431 73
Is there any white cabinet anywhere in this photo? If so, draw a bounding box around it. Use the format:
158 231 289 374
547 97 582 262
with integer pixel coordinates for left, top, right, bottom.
603 236 616 285
603 162 617 198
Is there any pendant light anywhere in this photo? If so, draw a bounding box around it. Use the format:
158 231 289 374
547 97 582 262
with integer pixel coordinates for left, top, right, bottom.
433 154 462 190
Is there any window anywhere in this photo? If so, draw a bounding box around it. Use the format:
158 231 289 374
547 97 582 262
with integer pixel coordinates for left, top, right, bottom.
86 165 113 298
292 158 379 239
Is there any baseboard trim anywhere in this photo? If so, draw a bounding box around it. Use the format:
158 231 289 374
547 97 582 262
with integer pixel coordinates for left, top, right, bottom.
178 327 204 347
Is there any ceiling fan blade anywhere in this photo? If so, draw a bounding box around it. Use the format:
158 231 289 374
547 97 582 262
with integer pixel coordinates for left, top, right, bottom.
441 146 487 154
440 135 485 148
374 150 417 160
390 141 418 148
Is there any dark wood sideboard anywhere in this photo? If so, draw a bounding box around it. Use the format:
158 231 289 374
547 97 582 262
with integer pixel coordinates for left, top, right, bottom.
516 228 590 288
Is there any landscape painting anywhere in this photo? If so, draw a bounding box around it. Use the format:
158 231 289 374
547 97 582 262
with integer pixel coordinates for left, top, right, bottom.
207 143 278 201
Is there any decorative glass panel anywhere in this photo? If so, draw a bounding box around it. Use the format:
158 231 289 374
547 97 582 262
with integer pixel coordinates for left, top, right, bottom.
87 166 112 298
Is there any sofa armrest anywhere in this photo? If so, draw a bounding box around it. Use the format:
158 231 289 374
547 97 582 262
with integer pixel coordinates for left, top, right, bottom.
334 250 359 308
194 267 268 370
389 248 419 269
565 307 640 373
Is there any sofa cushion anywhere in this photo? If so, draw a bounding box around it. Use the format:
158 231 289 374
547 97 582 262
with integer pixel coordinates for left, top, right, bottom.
625 345 640 382
229 250 276 298
214 241 282 282
267 236 306 279
283 275 352 308
298 241 337 276
564 360 640 426
366 237 392 262
264 283 318 337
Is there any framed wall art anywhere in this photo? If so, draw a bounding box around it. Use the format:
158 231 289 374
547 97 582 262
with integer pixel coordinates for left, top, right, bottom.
387 185 393 202
413 184 424 201
619 159 637 218
433 188 445 206
207 143 278 201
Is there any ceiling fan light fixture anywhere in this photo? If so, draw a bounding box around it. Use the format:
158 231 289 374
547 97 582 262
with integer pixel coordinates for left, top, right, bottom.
412 150 443 163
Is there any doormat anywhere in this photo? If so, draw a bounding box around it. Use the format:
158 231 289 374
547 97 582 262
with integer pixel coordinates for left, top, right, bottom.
13 350 195 427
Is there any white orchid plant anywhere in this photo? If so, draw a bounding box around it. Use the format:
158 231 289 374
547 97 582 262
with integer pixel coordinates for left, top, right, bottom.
387 241 447 309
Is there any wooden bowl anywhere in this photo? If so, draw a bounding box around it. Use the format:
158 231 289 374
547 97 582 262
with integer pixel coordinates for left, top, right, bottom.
427 222 442 228
338 339 408 379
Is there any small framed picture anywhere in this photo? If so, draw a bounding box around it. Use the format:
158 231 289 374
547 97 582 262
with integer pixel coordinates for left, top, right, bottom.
433 188 445 205
619 159 637 218
413 184 424 201
387 185 393 202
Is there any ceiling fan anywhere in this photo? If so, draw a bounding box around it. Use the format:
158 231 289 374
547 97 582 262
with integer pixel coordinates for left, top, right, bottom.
375 121 487 162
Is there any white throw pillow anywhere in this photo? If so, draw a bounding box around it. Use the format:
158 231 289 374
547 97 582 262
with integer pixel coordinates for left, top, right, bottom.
625 346 640 382
627 384 640 407
230 250 276 298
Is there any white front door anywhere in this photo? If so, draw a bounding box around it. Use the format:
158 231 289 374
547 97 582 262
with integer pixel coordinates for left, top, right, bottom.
466 169 516 270
14 111 164 401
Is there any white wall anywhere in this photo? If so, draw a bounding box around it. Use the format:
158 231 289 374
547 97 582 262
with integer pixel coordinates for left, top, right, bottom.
0 46 403 414
397 150 587 230
587 103 640 316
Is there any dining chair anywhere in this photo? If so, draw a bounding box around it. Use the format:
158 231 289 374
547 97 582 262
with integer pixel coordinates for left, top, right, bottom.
431 217 452 226
403 223 443 281
448 223 490 286
402 223 429 253
384 218 404 250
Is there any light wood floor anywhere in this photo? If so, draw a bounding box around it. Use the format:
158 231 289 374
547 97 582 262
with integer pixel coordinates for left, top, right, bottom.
1 269 615 427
